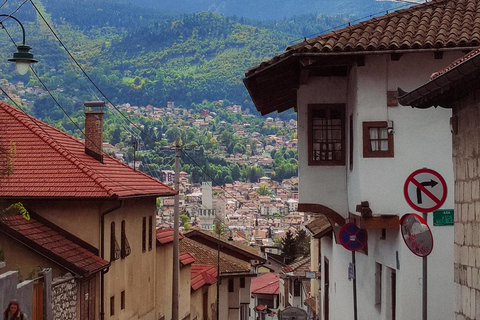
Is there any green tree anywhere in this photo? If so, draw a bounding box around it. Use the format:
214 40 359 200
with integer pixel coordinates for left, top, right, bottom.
281 230 297 264
213 219 225 235
257 182 271 196
295 229 310 256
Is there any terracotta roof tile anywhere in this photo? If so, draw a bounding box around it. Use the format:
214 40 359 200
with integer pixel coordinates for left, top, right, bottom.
246 0 480 77
251 272 279 295
180 237 252 275
0 103 176 198
191 264 217 291
180 251 196 266
184 230 264 261
305 216 332 238
282 256 311 277
156 228 184 244
0 215 109 276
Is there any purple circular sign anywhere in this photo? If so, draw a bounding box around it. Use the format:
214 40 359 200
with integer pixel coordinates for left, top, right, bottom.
339 223 368 251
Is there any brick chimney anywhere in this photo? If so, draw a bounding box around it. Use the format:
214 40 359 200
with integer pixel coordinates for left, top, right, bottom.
84 101 105 163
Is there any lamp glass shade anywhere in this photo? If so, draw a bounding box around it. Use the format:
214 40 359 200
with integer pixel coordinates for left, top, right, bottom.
15 60 30 75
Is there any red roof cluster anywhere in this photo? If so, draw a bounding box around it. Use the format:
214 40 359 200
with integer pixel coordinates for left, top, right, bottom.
251 272 279 295
0 215 109 276
0 102 176 198
190 264 217 291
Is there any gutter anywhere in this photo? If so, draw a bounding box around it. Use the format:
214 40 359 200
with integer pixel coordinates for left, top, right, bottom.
100 200 123 320
398 49 480 108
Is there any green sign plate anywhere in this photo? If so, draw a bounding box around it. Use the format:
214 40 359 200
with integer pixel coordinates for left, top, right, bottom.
433 209 454 226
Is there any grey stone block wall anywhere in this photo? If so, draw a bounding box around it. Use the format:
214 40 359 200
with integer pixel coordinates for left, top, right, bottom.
453 91 480 320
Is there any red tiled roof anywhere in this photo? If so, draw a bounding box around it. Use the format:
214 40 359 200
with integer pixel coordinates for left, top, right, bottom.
180 251 196 266
247 0 480 77
282 256 311 277
156 228 184 244
430 46 480 80
180 237 252 274
0 215 109 276
184 229 264 261
251 272 279 295
191 264 217 291
305 216 332 238
254 305 267 311
0 103 176 198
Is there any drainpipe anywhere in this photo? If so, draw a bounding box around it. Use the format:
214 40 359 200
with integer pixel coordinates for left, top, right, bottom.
100 200 123 320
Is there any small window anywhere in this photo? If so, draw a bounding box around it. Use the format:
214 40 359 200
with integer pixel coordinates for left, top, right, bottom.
375 262 382 306
148 216 153 251
110 222 121 261
363 121 394 158
240 277 245 288
142 217 146 252
110 296 115 316
121 220 131 258
228 278 234 292
121 291 125 310
293 279 301 297
308 104 346 166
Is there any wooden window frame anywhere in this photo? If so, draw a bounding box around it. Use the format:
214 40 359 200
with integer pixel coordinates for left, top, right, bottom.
240 277 245 288
363 121 394 158
148 216 153 251
121 220 131 258
308 104 346 166
375 262 382 306
110 222 121 261
142 217 146 253
110 296 115 316
293 279 301 297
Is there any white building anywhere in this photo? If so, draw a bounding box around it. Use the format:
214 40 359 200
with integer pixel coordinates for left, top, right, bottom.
199 181 216 230
243 2 472 319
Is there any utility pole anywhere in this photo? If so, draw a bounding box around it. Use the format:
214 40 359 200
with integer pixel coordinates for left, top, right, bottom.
172 138 180 320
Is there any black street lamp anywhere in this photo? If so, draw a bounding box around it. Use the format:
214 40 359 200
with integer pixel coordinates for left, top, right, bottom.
0 14 38 75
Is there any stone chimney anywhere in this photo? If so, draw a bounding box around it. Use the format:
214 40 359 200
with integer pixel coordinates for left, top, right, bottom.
84 101 105 163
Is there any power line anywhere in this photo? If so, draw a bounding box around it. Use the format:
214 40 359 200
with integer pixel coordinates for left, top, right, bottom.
28 0 159 144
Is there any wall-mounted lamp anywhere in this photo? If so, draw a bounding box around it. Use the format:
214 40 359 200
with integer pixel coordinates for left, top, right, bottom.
0 14 38 75
387 120 394 134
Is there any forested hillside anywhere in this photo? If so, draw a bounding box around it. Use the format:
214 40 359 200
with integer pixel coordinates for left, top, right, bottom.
0 0 408 183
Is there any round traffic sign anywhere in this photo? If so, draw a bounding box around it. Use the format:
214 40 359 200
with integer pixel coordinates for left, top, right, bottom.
399 213 433 257
339 223 368 251
404 168 447 213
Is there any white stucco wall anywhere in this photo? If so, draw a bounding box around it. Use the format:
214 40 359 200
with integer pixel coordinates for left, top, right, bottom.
297 51 460 320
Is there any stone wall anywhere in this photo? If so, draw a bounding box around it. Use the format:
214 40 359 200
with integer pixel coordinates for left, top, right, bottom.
453 90 480 320
51 274 77 320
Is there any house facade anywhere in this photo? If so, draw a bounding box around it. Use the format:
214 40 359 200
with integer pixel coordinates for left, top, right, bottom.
182 230 266 320
243 1 480 319
398 45 480 319
0 101 177 320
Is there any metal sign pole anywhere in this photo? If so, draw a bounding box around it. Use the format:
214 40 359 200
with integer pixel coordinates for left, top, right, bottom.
352 251 358 320
423 212 428 320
